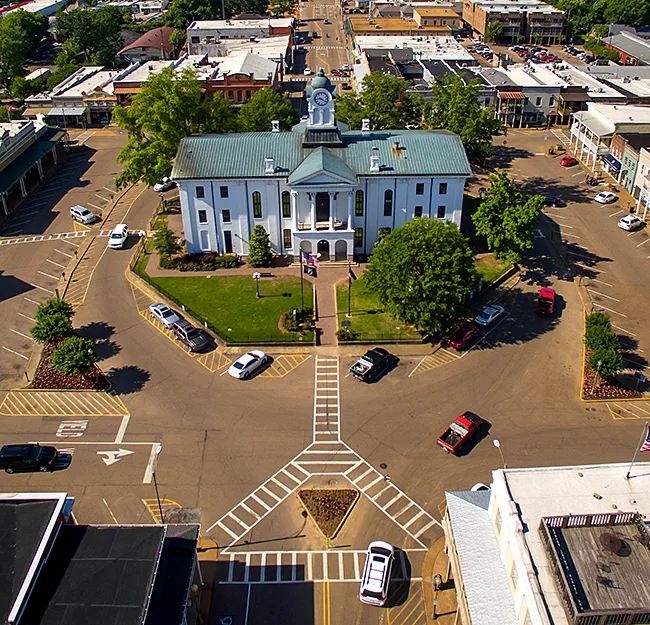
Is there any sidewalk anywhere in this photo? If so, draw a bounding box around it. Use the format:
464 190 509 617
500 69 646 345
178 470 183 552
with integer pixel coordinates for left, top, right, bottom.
422 537 458 625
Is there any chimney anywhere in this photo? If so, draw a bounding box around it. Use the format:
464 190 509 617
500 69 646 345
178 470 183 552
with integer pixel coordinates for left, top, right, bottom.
361 118 370 131
271 119 280 132
264 157 274 174
370 155 380 172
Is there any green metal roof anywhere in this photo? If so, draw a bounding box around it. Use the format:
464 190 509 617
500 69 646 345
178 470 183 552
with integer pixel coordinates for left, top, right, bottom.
288 146 357 185
172 129 471 181
0 127 65 195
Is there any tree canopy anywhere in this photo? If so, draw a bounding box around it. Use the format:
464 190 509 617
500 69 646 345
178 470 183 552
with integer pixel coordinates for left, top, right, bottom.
0 10 48 94
471 172 544 263
113 67 236 188
485 21 503 43
335 72 425 130
364 218 477 334
52 336 97 376
55 6 129 66
248 224 273 267
267 0 296 16
427 75 503 164
238 87 298 131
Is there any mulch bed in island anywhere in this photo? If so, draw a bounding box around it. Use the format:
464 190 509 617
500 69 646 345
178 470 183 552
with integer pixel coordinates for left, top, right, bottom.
581 347 636 401
30 341 109 391
298 488 359 540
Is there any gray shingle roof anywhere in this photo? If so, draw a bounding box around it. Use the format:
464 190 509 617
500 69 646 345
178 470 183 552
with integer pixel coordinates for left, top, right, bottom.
607 33 650 64
172 129 471 180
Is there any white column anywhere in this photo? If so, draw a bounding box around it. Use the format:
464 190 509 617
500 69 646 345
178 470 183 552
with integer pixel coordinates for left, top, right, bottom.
291 190 298 231
19 177 27 197
36 159 43 179
328 192 334 230
310 193 316 231
51 146 58 164
347 191 353 229
1 194 7 215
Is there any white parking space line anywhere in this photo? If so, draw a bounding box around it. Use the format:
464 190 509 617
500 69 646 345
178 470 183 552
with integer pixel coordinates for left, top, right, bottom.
102 186 115 194
637 239 650 247
590 278 613 287
60 238 80 247
115 415 130 444
609 210 624 217
3 229 23 236
613 324 636 337
547 212 568 219
24 297 41 305
8 220 32 227
2 346 29 359
37 270 59 280
102 499 119 524
587 289 620 302
88 203 104 211
29 283 54 294
409 355 428 378
17 312 35 322
572 171 585 177
95 195 111 203
593 304 627 317
562 233 580 238
143 442 162 484
46 258 66 269
10 329 34 341
559 223 575 228
624 357 647 370
53 248 73 258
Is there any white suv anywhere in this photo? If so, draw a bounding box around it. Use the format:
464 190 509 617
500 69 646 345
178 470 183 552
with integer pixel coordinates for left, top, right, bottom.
108 223 128 249
70 205 97 224
359 541 394 606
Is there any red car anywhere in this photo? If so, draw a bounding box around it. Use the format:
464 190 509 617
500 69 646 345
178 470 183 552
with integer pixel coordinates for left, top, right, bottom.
536 287 556 316
437 411 484 454
448 323 479 350
559 155 578 167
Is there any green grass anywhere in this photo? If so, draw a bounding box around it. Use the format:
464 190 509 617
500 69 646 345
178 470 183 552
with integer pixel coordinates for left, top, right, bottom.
335 277 421 341
475 255 512 286
134 251 150 275
148 274 313 343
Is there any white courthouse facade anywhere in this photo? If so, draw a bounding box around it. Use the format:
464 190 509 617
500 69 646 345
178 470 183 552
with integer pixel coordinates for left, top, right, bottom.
171 70 472 260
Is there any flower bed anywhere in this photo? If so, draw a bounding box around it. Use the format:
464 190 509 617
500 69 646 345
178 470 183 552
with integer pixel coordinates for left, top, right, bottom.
30 341 109 390
582 347 636 401
298 488 359 539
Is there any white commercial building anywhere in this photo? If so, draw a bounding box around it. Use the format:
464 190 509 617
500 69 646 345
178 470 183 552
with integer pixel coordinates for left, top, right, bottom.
187 18 293 54
444 461 650 625
171 69 471 259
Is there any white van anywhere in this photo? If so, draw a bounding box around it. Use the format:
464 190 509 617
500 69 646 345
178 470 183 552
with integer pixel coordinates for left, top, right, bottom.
359 541 394 606
108 223 128 249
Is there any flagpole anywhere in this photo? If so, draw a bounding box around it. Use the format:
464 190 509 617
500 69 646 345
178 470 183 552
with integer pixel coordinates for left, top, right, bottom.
625 420 649 480
299 250 305 313
347 263 352 318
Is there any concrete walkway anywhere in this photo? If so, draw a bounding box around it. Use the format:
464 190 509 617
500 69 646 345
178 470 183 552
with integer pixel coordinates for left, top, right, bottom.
422 537 458 625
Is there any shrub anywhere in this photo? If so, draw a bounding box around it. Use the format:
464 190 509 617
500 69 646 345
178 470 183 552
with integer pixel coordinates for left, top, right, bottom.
153 222 181 260
585 324 620 351
281 308 314 333
36 298 75 322
336 327 359 342
31 313 73 344
589 348 623 379
160 253 239 271
52 336 97 376
248 225 273 268
585 311 611 332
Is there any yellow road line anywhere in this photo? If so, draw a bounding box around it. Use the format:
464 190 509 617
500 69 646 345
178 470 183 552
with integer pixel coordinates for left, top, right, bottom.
142 498 182 524
322 580 331 625
389 588 420 623
607 402 650 420
0 390 128 417
259 354 311 378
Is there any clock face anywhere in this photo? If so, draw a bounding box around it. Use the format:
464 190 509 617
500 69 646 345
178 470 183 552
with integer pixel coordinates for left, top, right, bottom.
313 90 330 106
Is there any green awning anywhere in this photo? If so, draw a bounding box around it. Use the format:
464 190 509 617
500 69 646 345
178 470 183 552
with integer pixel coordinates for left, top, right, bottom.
0 127 65 195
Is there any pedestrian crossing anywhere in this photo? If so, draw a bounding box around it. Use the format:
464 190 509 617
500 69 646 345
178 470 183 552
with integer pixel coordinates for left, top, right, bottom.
408 348 461 376
215 548 425 584
0 229 142 247
313 356 340 443
551 128 571 147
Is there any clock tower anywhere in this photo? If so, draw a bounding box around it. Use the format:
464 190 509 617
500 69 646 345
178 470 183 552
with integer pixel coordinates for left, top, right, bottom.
307 69 336 128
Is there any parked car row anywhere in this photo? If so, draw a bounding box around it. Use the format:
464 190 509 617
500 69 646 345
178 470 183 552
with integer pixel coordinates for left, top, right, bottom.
468 43 493 60
148 303 210 352
447 303 506 351
509 45 561 64
562 45 594 62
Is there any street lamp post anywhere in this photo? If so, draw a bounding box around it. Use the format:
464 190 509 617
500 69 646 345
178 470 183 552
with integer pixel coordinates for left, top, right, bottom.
152 444 163 523
590 359 602 396
493 439 506 469
253 272 261 299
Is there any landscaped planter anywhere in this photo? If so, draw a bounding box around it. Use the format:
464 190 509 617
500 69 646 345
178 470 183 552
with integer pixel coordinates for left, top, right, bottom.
581 347 636 401
298 488 359 540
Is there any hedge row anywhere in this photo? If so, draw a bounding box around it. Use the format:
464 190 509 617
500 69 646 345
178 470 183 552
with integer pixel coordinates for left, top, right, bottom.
584 312 623 378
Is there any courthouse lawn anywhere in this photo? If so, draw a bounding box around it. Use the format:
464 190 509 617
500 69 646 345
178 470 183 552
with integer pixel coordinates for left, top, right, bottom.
475 255 511 286
335 276 421 341
150 274 313 342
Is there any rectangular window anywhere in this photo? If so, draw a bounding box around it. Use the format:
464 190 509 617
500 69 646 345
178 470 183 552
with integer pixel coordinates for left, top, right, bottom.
199 230 209 251
246 90 251 100
437 205 446 219
414 206 423 218
222 209 231 223
283 228 292 248
355 190 364 216
198 209 208 224
223 230 233 254
228 90 234 100
191 36 199 44
549 95 555 106
536 96 543 106
237 90 243 102
196 186 205 198
220 186 229 198
439 182 448 195
354 227 363 247
416 183 425 195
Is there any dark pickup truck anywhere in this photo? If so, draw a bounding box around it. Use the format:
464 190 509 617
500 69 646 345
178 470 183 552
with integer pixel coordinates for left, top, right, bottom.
350 348 391 382
437 411 483 455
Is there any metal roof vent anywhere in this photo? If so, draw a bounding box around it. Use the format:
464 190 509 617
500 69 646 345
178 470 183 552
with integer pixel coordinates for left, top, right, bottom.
361 118 370 131
370 154 380 172
264 157 274 174
271 119 280 132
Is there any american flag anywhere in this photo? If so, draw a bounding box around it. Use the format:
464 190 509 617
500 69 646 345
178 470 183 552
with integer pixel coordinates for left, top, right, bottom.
640 425 650 453
348 264 357 284
302 251 319 269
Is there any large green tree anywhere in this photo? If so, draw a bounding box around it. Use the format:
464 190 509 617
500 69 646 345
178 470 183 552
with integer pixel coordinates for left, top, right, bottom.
472 172 544 263
113 67 236 187
364 218 477 334
248 224 273 267
485 21 503 44
164 0 220 30
268 0 296 16
238 87 298 132
335 72 426 130
55 6 128 66
427 75 502 164
153 222 182 261
0 10 48 94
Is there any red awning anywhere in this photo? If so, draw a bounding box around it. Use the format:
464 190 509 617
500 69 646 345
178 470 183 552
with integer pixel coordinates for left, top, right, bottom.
498 91 524 99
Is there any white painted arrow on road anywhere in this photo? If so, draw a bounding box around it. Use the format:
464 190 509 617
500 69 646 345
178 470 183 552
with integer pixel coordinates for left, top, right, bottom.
97 448 134 466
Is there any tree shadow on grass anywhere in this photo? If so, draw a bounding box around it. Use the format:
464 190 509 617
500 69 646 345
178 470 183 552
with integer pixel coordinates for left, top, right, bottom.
105 365 150 395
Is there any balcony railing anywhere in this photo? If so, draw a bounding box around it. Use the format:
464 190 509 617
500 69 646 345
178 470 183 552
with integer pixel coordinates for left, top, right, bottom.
297 220 349 231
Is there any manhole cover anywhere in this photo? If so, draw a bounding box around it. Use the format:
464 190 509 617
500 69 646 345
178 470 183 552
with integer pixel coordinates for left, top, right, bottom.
380 463 388 469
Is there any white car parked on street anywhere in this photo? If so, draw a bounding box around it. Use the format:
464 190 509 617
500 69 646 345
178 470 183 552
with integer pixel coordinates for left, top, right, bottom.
594 191 617 204
228 350 269 379
617 215 643 231
359 541 394 606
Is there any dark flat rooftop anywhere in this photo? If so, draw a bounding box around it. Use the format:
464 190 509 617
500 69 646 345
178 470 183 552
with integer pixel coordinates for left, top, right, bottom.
0 500 59 622
19 525 165 625
555 522 650 611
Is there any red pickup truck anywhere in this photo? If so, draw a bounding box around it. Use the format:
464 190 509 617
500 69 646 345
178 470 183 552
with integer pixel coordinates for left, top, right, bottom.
437 411 483 455
535 287 556 316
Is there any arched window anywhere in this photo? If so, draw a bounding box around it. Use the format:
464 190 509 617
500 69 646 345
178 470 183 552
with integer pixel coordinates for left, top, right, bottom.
355 190 364 217
252 191 262 218
383 189 393 217
282 191 291 218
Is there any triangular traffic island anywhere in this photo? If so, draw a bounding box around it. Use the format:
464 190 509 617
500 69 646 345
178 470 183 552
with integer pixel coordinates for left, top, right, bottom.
298 488 360 540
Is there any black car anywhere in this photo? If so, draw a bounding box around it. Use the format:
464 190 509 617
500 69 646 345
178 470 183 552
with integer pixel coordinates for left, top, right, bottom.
0 444 72 474
172 320 209 352
545 195 566 207
350 348 392 382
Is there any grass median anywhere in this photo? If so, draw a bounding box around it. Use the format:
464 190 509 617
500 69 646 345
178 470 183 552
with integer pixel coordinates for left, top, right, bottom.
148 273 314 343
335 277 421 341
